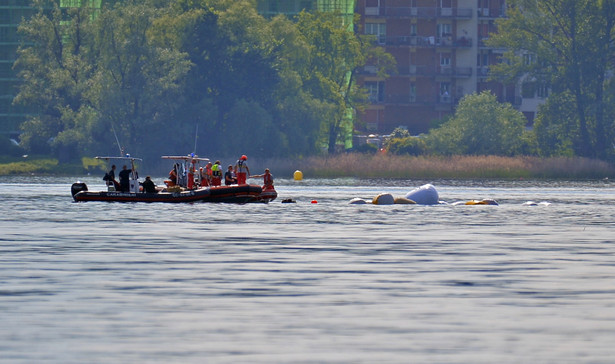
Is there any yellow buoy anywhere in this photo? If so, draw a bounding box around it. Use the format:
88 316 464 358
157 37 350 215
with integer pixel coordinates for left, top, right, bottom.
293 170 303 181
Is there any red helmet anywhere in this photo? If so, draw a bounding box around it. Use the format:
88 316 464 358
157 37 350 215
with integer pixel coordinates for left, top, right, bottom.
241 155 247 160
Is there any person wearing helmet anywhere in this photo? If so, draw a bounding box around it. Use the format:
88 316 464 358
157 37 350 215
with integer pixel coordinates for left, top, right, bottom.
234 155 250 185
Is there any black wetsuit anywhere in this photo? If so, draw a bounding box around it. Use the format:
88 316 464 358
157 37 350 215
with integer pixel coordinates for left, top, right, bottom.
118 169 131 192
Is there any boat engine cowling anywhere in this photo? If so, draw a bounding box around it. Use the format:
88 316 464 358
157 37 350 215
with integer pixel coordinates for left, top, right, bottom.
71 182 88 199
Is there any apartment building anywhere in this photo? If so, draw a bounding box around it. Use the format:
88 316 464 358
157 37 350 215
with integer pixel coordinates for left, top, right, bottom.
355 0 522 134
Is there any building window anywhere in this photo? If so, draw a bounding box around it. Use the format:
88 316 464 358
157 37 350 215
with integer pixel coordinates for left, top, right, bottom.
410 23 417 36
365 22 386 44
437 23 452 45
440 54 451 67
437 23 452 37
409 83 416 102
268 0 278 12
366 81 385 103
537 84 549 98
521 81 535 98
299 1 313 11
523 53 535 66
477 52 489 66
440 82 451 103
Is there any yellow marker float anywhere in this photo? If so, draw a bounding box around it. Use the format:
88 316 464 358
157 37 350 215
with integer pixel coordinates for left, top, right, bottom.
465 199 498 206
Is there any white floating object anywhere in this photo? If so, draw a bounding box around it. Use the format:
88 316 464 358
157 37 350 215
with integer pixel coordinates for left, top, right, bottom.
405 184 439 205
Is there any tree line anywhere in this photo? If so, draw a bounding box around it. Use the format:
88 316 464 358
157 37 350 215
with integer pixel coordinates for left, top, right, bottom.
14 0 389 164
10 0 615 165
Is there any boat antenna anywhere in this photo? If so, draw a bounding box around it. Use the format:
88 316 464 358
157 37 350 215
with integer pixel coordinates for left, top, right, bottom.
111 124 124 156
193 124 199 155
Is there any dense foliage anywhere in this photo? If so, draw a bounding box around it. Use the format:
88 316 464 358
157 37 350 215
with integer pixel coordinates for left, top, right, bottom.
488 0 615 161
423 91 532 156
12 0 615 165
14 0 385 164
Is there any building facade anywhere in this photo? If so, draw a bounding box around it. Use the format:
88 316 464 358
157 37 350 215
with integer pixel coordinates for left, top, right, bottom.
355 0 535 134
257 0 356 18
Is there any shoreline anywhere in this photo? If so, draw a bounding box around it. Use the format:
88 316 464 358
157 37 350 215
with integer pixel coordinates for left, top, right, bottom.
1 154 614 180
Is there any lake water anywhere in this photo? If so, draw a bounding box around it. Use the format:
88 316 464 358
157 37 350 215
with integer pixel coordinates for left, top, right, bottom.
1 176 615 363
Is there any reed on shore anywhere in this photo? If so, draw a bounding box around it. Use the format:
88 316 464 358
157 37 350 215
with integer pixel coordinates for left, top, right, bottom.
265 154 615 180
1 154 614 180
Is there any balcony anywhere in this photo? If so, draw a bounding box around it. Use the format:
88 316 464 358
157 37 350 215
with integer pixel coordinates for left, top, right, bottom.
366 7 473 19
386 94 413 104
378 93 457 108
396 65 472 78
357 65 380 75
478 37 506 51
438 66 472 78
477 66 490 78
477 7 506 18
385 35 472 48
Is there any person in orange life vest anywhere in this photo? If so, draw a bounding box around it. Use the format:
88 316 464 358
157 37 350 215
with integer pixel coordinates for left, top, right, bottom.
199 167 205 186
199 162 213 187
251 168 273 190
205 162 213 186
211 160 222 186
234 155 250 185
187 159 197 189
168 167 178 186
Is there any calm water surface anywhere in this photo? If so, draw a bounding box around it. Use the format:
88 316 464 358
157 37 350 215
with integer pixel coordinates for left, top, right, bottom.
1 176 615 363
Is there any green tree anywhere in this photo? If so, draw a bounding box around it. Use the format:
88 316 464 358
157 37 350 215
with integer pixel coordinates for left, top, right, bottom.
488 0 615 160
295 11 370 154
386 136 426 156
13 0 394 161
93 1 192 160
424 91 530 156
14 1 99 161
15 0 192 162
169 0 283 157
532 91 577 157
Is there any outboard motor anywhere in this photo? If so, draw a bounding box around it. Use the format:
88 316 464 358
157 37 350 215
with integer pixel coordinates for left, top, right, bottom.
71 182 88 200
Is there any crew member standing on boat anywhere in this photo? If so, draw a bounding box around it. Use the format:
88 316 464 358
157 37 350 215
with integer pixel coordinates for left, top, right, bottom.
251 168 273 190
188 159 197 189
234 155 250 185
103 164 120 190
201 161 213 187
211 160 222 186
118 165 132 192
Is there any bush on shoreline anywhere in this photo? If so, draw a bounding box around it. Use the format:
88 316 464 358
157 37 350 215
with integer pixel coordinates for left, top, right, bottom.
1 154 614 180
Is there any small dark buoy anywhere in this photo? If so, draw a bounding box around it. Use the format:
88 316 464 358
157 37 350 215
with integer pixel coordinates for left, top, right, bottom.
281 198 296 203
